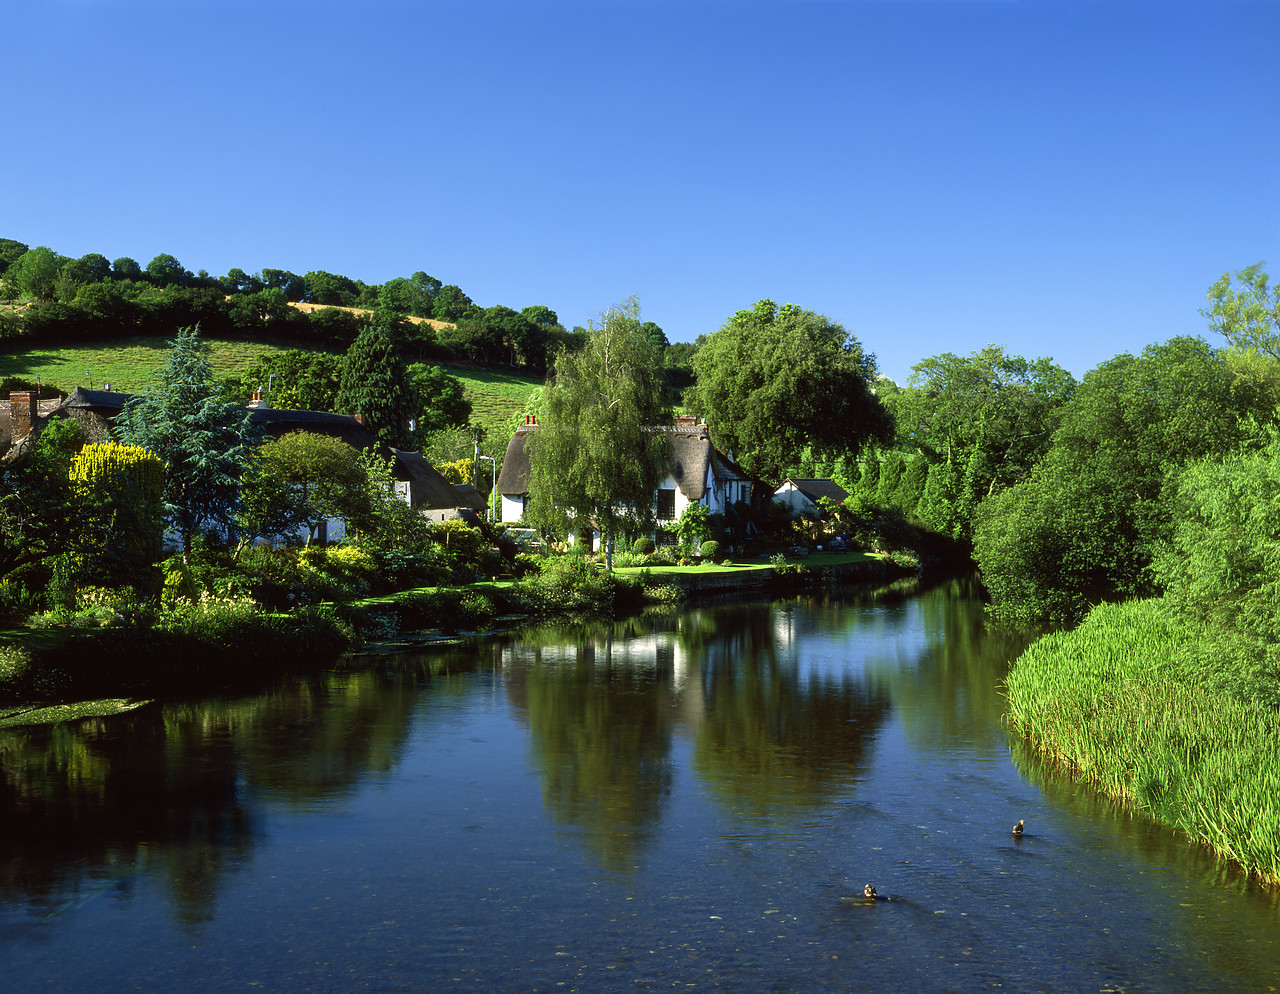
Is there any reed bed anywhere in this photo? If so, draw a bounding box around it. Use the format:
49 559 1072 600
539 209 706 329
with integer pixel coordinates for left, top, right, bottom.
1005 598 1280 884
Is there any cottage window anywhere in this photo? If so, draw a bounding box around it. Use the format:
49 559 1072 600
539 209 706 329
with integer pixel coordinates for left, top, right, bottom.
655 488 676 520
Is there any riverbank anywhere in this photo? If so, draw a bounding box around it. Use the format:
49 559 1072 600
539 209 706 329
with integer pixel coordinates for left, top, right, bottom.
1004 597 1280 885
0 552 915 716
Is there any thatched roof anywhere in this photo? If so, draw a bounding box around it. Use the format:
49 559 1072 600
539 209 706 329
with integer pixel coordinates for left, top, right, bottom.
451 482 488 512
60 387 132 412
778 478 850 505
496 426 536 495
389 448 485 511
249 407 382 452
496 423 750 499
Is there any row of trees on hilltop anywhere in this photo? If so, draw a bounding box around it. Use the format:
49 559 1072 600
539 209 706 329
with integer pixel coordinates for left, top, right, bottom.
0 237 588 374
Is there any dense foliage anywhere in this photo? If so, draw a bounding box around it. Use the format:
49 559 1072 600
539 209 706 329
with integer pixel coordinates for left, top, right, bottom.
240 432 368 545
886 346 1075 539
691 299 890 481
68 441 164 590
974 336 1274 623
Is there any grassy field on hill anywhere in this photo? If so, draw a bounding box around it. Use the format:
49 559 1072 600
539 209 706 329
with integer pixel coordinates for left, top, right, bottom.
0 338 543 445
0 336 281 393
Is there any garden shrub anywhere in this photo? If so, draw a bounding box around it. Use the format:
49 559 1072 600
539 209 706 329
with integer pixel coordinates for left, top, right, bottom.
69 441 164 592
633 536 655 555
516 554 615 615
0 646 32 685
648 547 678 566
458 591 497 628
371 547 455 590
0 579 42 622
699 540 722 561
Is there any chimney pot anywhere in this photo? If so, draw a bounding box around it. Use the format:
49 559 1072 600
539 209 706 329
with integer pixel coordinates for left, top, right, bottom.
9 391 37 439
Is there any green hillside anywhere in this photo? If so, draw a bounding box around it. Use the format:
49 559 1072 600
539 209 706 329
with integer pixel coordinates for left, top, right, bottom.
0 336 280 393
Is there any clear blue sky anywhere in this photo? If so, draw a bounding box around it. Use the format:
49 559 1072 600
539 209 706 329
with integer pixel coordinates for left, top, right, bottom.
6 0 1277 385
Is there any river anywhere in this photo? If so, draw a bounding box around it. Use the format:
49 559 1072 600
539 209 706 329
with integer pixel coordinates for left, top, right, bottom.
2 578 1278 992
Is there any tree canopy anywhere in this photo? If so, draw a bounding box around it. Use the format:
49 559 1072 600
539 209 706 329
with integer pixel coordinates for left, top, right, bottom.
690 300 890 481
887 345 1076 537
1203 262 1280 360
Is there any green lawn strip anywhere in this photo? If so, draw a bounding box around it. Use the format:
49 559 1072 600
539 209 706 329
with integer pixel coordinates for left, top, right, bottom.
0 698 152 729
612 551 881 576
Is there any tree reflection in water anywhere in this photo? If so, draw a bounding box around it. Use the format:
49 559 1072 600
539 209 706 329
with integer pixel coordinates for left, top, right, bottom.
504 596 894 867
0 667 423 926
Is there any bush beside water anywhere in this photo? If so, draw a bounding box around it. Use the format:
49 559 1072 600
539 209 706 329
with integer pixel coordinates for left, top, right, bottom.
1005 598 1280 884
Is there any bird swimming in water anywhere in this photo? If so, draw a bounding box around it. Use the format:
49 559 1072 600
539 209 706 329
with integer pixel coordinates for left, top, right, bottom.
841 883 889 904
1012 819 1025 837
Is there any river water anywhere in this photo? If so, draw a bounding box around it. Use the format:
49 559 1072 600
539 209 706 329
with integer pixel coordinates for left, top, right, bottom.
2 579 1278 992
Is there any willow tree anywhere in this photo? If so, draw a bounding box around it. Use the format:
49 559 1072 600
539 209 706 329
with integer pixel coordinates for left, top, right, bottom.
526 298 670 569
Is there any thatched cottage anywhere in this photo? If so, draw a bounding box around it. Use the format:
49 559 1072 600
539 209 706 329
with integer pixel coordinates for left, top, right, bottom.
495 414 753 545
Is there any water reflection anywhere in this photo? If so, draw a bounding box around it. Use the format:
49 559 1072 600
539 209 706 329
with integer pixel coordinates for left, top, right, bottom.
0 667 427 926
499 597 895 867
4 582 1280 994
503 624 678 872
0 706 252 927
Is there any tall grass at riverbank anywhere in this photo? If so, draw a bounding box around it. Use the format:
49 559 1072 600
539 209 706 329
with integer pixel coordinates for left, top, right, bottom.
1005 598 1280 884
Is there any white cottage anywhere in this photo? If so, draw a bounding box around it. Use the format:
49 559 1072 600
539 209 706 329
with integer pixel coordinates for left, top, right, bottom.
773 478 850 517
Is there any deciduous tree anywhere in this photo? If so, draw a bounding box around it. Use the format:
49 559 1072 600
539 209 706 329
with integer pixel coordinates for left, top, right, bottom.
406 363 471 435
691 300 890 482
973 336 1276 622
889 346 1075 537
1203 262 1280 360
68 441 165 588
240 432 368 545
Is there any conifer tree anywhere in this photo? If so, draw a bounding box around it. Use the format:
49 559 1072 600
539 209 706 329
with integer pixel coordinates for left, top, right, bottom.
336 324 418 449
115 326 258 550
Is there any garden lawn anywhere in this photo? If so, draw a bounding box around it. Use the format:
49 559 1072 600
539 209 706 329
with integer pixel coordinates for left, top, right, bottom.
612 551 881 576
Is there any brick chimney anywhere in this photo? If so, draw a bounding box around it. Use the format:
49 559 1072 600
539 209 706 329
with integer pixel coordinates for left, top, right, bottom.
9 391 37 439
